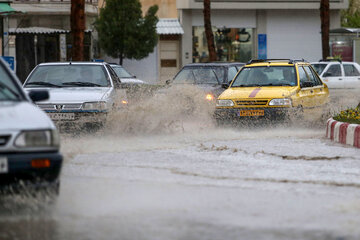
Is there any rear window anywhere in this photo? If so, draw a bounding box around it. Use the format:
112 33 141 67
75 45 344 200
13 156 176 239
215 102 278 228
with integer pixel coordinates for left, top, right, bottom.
173 67 223 84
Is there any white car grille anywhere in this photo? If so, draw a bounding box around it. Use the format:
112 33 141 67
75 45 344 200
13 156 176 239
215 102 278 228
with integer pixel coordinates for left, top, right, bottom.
37 104 83 110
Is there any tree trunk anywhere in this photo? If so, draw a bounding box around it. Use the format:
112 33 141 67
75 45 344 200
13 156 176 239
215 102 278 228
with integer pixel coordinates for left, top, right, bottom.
119 54 123 65
203 0 217 62
320 0 330 59
71 0 85 61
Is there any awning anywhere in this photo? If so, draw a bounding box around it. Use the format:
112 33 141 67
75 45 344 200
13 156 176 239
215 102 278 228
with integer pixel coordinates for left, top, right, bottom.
9 27 93 35
156 18 184 35
9 27 70 35
0 3 18 15
330 28 360 34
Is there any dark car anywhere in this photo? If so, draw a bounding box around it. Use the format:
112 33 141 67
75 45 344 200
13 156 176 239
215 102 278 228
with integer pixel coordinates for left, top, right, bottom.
170 62 244 101
0 58 62 195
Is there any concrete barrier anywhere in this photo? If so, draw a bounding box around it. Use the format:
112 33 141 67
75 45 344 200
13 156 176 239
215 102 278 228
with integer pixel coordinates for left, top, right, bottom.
326 118 360 148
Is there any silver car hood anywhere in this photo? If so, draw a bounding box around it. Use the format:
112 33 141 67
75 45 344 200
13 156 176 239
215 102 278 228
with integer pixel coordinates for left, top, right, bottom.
25 87 112 103
0 101 54 131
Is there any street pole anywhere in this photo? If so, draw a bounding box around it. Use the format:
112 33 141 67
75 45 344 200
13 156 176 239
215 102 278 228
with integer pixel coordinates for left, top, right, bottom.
71 0 85 61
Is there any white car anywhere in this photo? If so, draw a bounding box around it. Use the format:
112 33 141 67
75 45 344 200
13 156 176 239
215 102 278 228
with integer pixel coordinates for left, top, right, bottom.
0 58 62 194
311 60 360 88
23 62 128 131
109 64 146 85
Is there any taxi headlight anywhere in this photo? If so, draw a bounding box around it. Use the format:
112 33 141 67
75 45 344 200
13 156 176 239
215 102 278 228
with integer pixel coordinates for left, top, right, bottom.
82 101 108 111
268 98 292 106
15 130 60 148
216 99 234 107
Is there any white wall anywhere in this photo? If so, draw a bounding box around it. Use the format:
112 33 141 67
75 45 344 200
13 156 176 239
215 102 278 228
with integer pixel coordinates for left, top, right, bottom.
266 10 322 62
191 9 256 28
104 46 159 84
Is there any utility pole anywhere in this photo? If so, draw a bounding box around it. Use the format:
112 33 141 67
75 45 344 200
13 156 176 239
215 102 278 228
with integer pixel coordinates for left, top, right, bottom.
203 0 217 62
320 0 330 59
71 0 85 61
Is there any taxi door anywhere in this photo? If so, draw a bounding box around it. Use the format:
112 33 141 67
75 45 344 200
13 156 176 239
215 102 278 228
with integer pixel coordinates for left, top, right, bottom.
304 65 328 106
297 65 314 111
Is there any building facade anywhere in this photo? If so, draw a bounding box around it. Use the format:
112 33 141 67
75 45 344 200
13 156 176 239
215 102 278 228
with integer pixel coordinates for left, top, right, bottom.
7 0 98 81
178 0 349 66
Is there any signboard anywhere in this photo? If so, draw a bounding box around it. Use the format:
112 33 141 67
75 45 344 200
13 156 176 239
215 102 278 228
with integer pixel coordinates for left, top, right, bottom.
1 56 15 71
258 34 267 59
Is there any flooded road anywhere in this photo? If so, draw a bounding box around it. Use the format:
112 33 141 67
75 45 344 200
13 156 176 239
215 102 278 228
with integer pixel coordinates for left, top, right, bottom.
1 88 360 240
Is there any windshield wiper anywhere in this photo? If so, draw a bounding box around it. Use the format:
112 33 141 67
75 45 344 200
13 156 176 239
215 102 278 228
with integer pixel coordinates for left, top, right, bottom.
26 81 61 87
62 82 103 87
0 81 20 99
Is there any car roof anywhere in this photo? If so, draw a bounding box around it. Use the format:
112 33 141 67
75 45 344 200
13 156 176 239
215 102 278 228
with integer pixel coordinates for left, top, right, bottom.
244 59 308 67
183 62 245 67
37 62 107 66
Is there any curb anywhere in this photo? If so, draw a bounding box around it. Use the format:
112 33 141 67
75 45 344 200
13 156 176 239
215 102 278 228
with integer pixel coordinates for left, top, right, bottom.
326 118 360 148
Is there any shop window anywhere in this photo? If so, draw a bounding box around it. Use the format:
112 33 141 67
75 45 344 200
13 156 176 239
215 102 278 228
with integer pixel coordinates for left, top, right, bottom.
193 27 253 63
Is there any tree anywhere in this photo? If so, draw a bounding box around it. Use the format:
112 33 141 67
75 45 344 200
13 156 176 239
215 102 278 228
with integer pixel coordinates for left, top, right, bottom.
203 0 217 62
320 0 330 59
95 0 159 65
342 0 360 27
71 0 85 61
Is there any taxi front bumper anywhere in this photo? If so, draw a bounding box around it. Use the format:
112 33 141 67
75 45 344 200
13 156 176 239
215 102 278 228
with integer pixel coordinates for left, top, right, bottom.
214 107 295 122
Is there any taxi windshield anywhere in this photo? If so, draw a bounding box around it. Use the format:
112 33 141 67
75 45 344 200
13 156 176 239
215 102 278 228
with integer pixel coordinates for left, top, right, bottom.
173 67 223 85
25 65 110 88
312 63 328 75
231 66 297 87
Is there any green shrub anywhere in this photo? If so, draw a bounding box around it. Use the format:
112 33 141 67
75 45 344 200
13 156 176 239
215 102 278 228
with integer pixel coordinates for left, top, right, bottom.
333 106 360 124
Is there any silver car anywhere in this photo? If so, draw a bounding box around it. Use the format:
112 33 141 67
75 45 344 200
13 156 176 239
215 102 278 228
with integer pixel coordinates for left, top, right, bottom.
23 62 128 131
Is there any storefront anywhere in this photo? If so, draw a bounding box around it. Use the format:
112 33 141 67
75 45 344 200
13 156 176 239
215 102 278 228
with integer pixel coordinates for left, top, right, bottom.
177 0 348 66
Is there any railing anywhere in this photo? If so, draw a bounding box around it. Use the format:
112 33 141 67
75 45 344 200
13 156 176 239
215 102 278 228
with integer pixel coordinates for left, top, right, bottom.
13 0 98 5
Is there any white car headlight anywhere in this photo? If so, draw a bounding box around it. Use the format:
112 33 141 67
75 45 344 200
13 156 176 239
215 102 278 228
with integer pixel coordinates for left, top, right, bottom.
268 98 292 106
82 101 108 111
216 99 234 107
15 130 60 148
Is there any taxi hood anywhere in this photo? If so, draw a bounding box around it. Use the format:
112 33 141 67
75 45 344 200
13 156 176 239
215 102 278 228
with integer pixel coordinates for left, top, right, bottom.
218 86 298 99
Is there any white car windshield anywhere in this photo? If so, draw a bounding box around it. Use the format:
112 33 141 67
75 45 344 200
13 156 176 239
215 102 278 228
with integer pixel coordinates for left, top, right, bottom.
25 65 110 88
0 65 22 101
231 66 297 87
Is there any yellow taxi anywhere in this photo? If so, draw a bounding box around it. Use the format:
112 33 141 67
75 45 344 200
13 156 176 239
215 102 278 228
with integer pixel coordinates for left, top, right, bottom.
214 59 329 123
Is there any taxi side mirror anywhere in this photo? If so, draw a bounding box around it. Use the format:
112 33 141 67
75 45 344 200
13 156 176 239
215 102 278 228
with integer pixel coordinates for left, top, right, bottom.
222 83 229 89
300 81 314 88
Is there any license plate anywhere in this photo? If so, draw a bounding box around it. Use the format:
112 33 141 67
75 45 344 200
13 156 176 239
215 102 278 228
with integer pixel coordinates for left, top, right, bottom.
0 157 8 174
239 110 264 117
48 113 75 121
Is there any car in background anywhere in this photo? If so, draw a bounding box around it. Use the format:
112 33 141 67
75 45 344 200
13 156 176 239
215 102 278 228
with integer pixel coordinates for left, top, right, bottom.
23 62 128 131
311 59 360 88
0 58 62 195
109 64 146 85
169 62 244 101
215 59 329 124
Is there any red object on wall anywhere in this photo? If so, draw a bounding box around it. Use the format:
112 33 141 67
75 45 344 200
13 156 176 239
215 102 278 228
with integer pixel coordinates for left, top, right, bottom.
332 43 353 61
